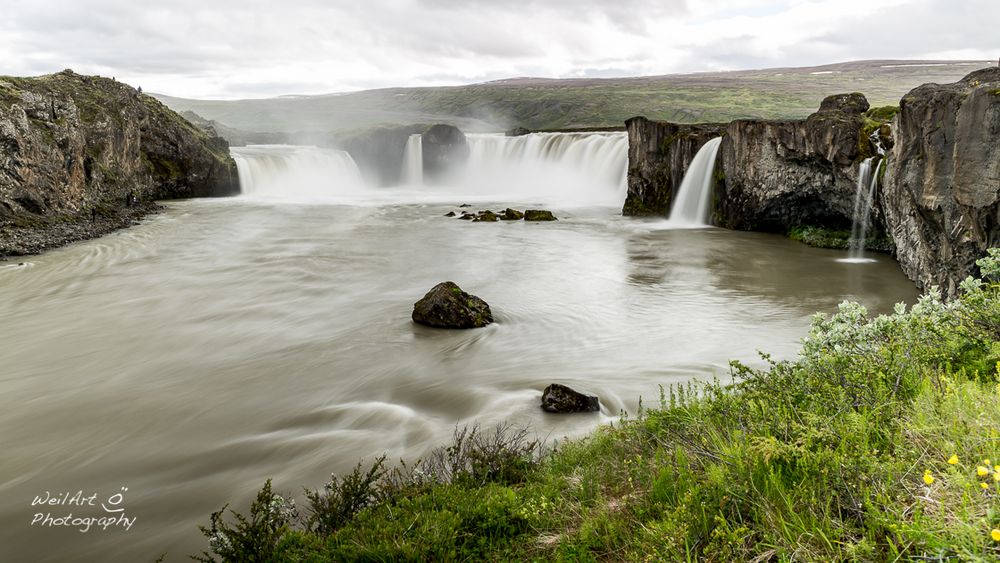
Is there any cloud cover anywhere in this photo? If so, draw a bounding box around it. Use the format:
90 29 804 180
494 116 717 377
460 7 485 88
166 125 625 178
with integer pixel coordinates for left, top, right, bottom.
0 0 996 98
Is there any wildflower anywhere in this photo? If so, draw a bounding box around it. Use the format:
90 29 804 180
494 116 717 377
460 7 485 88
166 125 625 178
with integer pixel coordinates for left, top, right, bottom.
995 465 1000 473
978 466 990 476
986 459 992 466
923 471 935 485
982 482 990 490
948 454 959 465
993 529 1000 542
994 473 1000 482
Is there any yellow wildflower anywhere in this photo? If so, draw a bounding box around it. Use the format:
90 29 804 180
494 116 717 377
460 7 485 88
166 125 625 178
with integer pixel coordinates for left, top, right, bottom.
993 529 1000 542
994 473 1000 482
978 466 990 476
994 465 1000 473
923 471 935 485
982 482 990 490
948 454 959 465
986 459 992 466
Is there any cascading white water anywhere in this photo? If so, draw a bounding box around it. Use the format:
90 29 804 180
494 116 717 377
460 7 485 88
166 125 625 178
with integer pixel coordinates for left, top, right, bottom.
844 157 881 262
461 132 628 206
667 137 723 226
401 134 423 185
231 145 365 201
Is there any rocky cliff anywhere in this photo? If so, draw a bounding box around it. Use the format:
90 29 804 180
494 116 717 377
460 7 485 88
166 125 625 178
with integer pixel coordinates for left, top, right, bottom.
622 117 726 216
324 123 469 186
881 68 1000 294
715 93 871 232
0 70 238 255
625 72 1000 294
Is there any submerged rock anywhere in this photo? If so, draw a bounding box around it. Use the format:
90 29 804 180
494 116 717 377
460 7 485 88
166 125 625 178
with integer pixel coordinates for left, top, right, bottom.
473 210 498 222
500 208 524 220
444 211 456 217
459 212 475 220
541 384 600 413
412 281 493 329
524 209 557 221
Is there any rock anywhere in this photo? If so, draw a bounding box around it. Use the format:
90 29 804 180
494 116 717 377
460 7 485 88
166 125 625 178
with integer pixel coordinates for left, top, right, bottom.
459 212 474 220
524 209 557 221
506 126 531 137
882 67 1000 294
818 92 870 115
412 281 494 329
459 203 471 208
540 384 600 413
326 124 426 186
473 210 498 222
0 70 238 256
444 211 456 217
500 208 524 220
422 124 470 181
622 117 727 216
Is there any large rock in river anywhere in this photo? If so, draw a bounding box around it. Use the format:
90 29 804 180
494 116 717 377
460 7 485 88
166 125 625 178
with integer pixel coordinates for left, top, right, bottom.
541 384 600 413
412 281 493 329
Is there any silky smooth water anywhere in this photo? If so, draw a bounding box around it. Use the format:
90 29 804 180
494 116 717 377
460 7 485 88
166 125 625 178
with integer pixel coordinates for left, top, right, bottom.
0 185 917 561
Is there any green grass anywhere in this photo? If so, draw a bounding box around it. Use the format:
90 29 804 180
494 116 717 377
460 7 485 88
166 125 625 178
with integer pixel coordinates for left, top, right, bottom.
194 250 1000 562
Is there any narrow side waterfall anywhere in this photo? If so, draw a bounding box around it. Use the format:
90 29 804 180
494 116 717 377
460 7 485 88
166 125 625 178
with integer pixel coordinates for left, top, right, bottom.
462 132 627 206
401 134 423 185
231 145 365 201
845 157 881 262
667 137 723 226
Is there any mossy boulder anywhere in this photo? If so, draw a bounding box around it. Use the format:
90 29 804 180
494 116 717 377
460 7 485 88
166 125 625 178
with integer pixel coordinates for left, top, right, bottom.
412 281 494 329
500 208 524 220
540 384 600 413
473 210 498 222
524 209 557 221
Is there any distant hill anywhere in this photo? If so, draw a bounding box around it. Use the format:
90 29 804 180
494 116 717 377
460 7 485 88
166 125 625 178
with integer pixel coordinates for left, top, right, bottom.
154 60 994 134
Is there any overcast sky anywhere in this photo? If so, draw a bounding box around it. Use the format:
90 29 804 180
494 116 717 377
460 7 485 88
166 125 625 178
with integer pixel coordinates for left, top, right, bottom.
0 0 996 99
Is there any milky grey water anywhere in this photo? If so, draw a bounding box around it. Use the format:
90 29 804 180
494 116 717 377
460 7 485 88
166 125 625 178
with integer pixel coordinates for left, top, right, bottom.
0 198 917 561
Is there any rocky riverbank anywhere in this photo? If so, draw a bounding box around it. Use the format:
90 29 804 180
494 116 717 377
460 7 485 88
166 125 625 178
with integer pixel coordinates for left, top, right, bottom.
0 69 239 257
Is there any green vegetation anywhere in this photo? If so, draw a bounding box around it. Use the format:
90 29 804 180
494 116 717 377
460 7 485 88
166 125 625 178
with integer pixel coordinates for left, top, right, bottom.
154 61 986 133
195 251 1000 561
788 225 894 253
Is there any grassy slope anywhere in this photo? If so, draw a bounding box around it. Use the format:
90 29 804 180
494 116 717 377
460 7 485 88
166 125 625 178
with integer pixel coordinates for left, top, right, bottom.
154 60 991 133
195 251 1000 562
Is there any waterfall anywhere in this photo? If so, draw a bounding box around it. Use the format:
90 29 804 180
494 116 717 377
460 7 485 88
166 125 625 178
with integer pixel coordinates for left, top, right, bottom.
231 145 365 201
667 137 723 226
401 134 423 185
461 132 627 206
845 157 881 262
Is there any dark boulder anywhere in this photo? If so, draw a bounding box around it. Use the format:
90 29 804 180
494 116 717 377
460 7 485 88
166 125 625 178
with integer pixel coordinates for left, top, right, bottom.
500 208 524 220
412 281 493 329
506 126 531 137
524 209 557 221
444 211 456 217
818 92 870 115
541 384 600 413
473 210 498 222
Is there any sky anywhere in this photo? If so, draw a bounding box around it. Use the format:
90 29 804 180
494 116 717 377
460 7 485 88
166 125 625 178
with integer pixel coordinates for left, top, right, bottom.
0 0 996 99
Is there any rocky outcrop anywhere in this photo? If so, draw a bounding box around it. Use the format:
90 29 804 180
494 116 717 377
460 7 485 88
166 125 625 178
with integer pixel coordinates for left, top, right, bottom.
0 70 238 254
881 68 1000 294
326 123 469 186
421 124 470 181
622 117 726 216
412 281 494 329
540 384 600 413
327 124 427 186
714 93 871 232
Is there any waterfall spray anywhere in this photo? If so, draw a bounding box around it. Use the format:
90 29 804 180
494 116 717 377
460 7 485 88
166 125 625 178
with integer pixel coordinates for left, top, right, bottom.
667 137 723 226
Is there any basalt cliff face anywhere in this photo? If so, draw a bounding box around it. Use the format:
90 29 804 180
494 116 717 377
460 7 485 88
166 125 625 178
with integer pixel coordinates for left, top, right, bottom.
625 76 1000 294
0 70 238 255
881 68 1000 294
622 117 726 216
715 93 871 232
